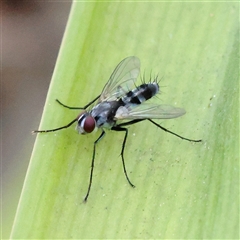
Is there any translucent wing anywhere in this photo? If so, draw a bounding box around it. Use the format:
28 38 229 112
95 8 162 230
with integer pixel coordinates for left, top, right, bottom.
115 103 186 120
99 56 140 102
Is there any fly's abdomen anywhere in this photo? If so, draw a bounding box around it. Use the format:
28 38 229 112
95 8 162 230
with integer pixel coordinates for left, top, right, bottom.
122 82 159 105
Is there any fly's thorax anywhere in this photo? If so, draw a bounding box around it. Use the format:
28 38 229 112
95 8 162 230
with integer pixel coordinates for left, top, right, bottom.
121 82 159 105
76 111 96 134
90 101 122 129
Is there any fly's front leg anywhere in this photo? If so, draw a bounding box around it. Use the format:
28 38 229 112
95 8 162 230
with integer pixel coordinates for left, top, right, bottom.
84 130 105 202
56 95 100 110
32 118 78 133
111 126 135 188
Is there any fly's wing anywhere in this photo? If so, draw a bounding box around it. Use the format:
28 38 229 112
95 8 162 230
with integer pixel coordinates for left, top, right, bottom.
99 56 140 102
115 103 186 120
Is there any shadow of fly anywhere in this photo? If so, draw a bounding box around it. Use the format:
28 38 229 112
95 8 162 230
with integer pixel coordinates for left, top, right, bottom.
33 56 201 202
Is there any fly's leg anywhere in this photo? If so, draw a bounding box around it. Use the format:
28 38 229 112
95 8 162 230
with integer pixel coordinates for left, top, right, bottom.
148 119 202 142
117 119 201 142
55 99 84 110
112 126 135 188
32 118 78 133
117 118 202 142
56 94 100 110
84 130 105 202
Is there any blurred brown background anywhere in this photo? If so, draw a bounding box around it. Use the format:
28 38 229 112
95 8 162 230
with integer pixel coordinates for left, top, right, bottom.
2 1 72 237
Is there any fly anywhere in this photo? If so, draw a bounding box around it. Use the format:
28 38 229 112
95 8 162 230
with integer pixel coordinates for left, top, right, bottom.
33 56 201 202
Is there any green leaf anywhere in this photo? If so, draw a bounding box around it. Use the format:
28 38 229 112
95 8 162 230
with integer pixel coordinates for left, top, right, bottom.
11 2 238 239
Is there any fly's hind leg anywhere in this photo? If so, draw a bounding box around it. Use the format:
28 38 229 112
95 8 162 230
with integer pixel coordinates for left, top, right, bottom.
148 119 202 142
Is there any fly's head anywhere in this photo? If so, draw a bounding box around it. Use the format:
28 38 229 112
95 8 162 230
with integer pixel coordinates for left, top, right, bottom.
76 111 96 134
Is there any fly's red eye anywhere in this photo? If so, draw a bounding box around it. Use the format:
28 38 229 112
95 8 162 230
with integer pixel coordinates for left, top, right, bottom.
83 116 96 133
77 113 96 134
